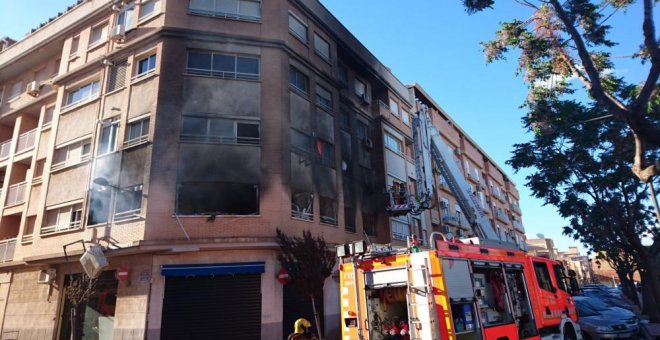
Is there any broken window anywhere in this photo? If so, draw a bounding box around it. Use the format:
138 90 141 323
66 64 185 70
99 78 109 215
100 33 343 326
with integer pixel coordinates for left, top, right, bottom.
316 139 334 167
114 184 143 220
181 116 260 145
362 212 376 236
177 182 259 215
291 129 311 156
291 151 313 220
344 206 355 232
87 189 111 226
319 196 337 225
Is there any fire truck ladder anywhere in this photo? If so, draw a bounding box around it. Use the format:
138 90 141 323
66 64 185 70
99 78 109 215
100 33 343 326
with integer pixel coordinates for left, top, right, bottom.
405 256 439 340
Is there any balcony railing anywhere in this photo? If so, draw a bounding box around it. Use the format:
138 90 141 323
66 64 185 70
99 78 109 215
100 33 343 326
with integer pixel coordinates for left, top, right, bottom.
0 238 16 262
41 220 82 235
513 220 525 232
510 203 521 214
114 208 141 222
442 214 459 225
0 140 11 159
495 210 510 223
21 234 33 244
15 129 36 153
5 182 26 206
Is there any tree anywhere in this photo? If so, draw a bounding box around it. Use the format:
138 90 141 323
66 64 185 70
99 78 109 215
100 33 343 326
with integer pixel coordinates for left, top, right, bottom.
461 0 659 185
276 229 336 340
507 98 660 320
63 274 97 340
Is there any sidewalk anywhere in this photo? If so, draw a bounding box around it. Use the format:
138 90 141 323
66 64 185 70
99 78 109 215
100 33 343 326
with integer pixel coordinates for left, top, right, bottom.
625 296 660 339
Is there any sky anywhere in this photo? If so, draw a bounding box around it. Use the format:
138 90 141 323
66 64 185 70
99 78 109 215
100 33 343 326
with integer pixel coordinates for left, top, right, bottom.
0 0 654 255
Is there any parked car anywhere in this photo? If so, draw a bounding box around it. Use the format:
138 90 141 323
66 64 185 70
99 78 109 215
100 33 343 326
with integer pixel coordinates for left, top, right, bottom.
580 289 633 311
573 296 638 331
575 301 639 339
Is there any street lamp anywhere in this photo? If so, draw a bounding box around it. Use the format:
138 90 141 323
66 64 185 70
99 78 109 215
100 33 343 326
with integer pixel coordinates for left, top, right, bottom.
91 177 118 228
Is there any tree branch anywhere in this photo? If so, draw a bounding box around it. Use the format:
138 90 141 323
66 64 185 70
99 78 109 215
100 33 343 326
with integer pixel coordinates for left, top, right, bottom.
631 0 660 114
548 0 630 118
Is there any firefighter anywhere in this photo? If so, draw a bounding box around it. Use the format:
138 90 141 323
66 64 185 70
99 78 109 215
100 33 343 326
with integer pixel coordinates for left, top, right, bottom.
287 318 318 340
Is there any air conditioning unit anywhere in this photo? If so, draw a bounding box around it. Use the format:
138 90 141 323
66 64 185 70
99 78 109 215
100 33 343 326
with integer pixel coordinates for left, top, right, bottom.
363 138 373 149
359 93 370 106
79 245 109 279
26 81 41 97
37 268 56 284
110 24 125 43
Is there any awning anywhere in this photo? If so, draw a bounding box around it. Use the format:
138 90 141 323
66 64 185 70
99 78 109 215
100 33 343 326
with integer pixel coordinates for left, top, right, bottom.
161 262 265 277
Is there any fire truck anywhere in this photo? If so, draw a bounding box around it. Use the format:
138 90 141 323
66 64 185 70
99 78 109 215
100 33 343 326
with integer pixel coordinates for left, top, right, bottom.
335 106 582 340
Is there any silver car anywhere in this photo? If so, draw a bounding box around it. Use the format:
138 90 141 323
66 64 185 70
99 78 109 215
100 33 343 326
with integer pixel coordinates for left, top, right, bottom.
573 296 638 332
575 301 639 339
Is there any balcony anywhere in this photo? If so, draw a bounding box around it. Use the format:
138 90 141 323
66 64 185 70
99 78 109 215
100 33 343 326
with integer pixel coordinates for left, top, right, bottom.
5 182 26 206
41 220 82 235
513 220 525 232
510 202 521 214
495 210 510 223
15 129 37 154
114 208 142 222
442 214 459 226
374 99 398 121
0 140 11 159
0 238 16 262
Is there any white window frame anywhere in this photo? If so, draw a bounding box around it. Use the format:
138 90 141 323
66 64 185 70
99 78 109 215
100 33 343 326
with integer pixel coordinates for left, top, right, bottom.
63 80 100 109
392 219 410 241
288 12 307 43
116 2 136 30
355 78 366 97
135 53 157 78
8 81 22 101
186 51 260 80
88 23 107 48
124 117 150 147
42 203 83 234
189 0 261 21
138 0 160 21
51 139 92 171
389 99 399 116
98 121 119 156
401 110 410 125
384 132 402 154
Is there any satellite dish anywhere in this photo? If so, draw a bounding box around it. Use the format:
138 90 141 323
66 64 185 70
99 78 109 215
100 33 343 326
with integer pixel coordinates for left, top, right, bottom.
536 233 545 239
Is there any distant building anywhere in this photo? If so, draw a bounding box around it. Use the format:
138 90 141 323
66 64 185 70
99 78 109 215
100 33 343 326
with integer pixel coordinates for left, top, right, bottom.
557 246 593 285
526 238 557 259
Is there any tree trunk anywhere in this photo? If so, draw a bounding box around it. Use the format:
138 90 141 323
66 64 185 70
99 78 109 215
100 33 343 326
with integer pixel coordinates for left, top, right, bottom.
310 295 323 340
644 262 660 322
626 272 641 307
641 270 660 322
617 271 638 306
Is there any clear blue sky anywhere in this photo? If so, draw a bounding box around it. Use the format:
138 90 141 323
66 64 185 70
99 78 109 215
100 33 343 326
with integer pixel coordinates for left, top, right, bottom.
1 0 653 255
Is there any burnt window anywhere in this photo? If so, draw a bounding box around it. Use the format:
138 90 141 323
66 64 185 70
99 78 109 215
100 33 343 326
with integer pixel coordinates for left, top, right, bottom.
316 139 334 167
181 116 260 145
114 185 143 220
177 182 259 215
291 129 311 155
363 212 376 236
344 206 355 232
319 196 337 225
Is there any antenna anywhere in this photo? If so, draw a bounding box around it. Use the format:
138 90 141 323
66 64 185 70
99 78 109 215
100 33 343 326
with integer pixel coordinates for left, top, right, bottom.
536 233 545 239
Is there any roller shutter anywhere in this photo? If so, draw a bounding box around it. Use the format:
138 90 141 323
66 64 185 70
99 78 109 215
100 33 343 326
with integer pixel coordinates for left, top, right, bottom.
160 266 262 340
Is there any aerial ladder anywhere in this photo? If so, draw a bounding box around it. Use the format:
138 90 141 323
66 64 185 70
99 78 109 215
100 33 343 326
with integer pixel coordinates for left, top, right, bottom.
386 104 525 250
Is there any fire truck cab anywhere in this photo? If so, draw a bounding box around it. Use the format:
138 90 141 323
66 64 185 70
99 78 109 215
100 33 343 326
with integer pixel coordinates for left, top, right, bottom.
337 238 581 340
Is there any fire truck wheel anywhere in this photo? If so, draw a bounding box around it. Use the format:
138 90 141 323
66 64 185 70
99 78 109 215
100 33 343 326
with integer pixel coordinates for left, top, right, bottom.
563 324 578 340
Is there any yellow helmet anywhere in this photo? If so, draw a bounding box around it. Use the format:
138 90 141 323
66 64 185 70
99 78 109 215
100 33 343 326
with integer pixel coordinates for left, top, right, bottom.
294 318 312 333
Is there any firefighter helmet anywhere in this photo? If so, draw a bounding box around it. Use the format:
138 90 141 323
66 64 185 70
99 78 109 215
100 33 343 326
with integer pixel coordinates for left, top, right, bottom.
294 318 312 333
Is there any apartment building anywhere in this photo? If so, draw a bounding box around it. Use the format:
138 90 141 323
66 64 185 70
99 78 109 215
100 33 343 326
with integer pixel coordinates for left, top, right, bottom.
0 0 526 339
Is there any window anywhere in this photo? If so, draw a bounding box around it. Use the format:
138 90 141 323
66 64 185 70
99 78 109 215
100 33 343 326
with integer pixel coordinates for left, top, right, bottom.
465 159 471 174
106 60 128 92
70 36 79 56
177 182 259 215
64 80 100 108
533 261 555 292
289 67 308 94
316 85 332 111
384 132 402 154
125 118 149 146
43 106 55 126
316 139 334 167
344 206 355 232
114 184 143 220
440 198 449 216
363 212 376 236
181 116 260 145
288 13 307 43
473 265 514 327
9 81 22 100
52 140 92 170
89 24 107 47
189 0 261 21
354 79 366 97
392 220 410 240
291 129 311 155
553 264 567 291
402 110 410 125
98 121 119 155
313 33 330 61
186 51 259 80
136 54 156 77
337 64 347 86
117 2 135 30
320 196 337 225
42 203 83 234
139 0 159 20
389 99 399 116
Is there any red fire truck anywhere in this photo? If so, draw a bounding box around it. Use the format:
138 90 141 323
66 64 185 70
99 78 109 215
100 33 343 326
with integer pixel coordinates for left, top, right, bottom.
337 237 581 340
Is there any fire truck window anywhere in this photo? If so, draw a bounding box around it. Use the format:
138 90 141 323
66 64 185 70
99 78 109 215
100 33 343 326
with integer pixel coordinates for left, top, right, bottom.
472 266 514 328
505 269 538 339
553 264 567 291
533 262 555 292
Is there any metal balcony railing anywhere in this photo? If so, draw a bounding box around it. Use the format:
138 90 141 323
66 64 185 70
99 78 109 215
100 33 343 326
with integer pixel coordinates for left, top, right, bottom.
510 203 521 214
114 208 141 222
16 129 36 153
0 238 16 262
513 220 525 232
5 182 26 206
495 210 510 223
0 140 11 159
41 220 82 235
442 214 459 225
